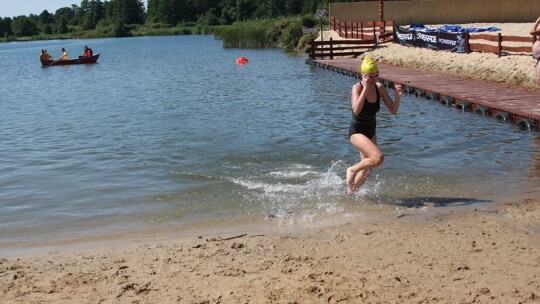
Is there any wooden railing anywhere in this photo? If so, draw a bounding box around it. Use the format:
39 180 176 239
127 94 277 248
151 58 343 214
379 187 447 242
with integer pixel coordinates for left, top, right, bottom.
325 16 534 59
330 17 394 43
307 38 377 60
467 33 534 57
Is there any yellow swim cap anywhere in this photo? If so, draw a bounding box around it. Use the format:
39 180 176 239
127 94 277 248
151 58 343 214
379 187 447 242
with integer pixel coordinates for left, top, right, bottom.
360 57 379 74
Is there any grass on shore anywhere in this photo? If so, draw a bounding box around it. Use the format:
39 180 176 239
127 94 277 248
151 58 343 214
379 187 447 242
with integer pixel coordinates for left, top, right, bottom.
213 16 317 51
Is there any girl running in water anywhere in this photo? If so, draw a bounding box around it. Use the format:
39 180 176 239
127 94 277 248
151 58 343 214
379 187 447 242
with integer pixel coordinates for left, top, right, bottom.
347 57 403 193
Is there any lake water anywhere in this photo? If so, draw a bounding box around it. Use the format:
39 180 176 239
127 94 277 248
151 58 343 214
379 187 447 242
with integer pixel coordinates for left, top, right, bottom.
0 35 539 252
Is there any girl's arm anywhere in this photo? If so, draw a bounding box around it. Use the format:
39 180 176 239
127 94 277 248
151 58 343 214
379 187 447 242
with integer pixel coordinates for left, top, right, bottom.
351 81 367 115
379 83 402 115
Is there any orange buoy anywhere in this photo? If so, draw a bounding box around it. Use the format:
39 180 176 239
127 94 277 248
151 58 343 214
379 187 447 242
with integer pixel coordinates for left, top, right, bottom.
236 57 248 64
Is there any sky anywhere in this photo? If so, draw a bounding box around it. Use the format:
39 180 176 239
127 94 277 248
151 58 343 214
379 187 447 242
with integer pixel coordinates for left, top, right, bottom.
0 0 147 18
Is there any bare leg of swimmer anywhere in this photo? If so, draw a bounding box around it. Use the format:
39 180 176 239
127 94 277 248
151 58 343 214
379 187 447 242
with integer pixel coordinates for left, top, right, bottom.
347 134 382 193
352 168 372 190
347 150 369 193
346 167 356 193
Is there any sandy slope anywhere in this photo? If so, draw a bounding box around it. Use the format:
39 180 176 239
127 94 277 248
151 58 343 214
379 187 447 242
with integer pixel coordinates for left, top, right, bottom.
320 23 538 89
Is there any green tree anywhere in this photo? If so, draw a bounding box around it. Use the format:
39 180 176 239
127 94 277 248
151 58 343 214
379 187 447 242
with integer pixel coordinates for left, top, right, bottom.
220 0 237 25
55 7 75 26
235 0 255 21
57 16 69 33
197 7 219 25
42 23 53 34
113 0 144 25
77 0 91 27
0 17 13 37
146 0 158 20
285 0 302 15
39 10 54 25
154 0 180 25
11 15 38 37
113 18 129 36
104 1 115 23
302 0 317 14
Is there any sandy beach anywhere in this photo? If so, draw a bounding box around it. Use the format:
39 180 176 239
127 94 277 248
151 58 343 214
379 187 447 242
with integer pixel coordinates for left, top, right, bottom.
1 199 539 303
1 23 540 303
321 23 539 89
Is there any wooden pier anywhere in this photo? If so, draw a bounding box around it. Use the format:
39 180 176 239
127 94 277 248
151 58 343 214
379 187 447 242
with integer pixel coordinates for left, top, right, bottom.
308 58 540 130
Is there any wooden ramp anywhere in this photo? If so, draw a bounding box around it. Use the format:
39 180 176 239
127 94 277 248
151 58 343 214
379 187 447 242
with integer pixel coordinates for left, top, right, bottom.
309 58 540 130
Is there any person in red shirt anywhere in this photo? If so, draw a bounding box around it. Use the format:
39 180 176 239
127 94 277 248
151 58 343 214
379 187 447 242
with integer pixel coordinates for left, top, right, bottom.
83 46 93 58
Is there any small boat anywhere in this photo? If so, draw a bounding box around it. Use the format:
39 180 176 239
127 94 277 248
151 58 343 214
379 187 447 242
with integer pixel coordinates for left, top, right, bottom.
41 53 100 67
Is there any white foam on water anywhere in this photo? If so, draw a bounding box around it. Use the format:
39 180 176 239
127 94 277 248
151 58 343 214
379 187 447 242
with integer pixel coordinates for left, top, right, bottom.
230 160 364 226
269 164 320 178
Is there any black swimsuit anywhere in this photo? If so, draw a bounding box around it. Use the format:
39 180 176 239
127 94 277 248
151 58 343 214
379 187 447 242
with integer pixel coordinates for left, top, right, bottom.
349 84 380 139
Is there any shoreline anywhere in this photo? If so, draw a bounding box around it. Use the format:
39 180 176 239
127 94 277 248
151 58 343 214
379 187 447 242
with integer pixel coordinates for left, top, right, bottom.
2 189 533 259
1 197 538 303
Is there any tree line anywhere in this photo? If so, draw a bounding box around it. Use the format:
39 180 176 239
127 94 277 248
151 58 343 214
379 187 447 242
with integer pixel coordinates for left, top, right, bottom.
0 0 362 39
0 0 144 38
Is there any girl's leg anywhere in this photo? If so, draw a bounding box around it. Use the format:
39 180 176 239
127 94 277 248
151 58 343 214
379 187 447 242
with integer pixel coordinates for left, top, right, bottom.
347 134 383 193
347 150 367 193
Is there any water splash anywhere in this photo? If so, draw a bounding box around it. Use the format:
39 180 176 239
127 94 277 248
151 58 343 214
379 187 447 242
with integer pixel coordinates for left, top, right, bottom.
230 160 362 225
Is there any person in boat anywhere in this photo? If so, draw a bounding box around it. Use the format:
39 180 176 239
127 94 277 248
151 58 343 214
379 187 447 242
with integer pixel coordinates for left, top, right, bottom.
59 48 70 61
83 46 93 58
346 57 403 193
39 50 47 61
39 50 53 62
531 17 540 85
44 49 52 61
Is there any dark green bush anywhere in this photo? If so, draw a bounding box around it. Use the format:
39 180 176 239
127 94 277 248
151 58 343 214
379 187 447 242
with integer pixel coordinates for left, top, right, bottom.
302 15 316 28
281 21 303 51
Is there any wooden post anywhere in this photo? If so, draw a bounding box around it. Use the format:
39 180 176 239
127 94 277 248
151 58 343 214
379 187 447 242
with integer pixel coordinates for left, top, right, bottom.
497 33 502 58
310 38 315 59
465 32 470 53
320 18 323 41
330 38 334 60
379 0 384 22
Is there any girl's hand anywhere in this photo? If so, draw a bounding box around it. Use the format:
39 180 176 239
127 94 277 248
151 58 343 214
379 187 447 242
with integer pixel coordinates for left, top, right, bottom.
394 84 403 96
362 74 371 82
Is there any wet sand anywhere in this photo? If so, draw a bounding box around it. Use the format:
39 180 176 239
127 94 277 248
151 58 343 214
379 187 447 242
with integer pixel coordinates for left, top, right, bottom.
1 199 539 303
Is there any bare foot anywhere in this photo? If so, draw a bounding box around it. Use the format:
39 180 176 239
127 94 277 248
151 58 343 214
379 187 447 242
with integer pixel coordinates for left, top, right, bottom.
346 168 356 194
352 169 372 191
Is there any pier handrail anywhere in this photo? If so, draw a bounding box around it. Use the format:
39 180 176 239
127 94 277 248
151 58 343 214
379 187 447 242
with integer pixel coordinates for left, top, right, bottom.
307 38 377 60
330 17 394 43
467 33 534 57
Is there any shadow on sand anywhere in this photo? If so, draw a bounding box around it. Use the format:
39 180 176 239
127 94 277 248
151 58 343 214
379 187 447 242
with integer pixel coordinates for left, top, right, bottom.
392 196 493 208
